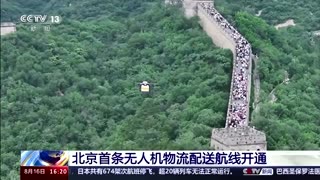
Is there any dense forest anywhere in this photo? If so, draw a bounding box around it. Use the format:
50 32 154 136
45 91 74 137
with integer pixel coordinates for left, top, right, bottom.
1 0 320 179
1 0 233 179
215 0 320 31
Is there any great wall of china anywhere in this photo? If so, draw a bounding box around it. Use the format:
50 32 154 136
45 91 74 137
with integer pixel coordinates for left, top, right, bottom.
166 0 267 150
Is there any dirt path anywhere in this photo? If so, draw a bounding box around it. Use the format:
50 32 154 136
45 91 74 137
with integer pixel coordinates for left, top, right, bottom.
314 30 320 36
275 19 296 30
255 10 263 17
270 89 278 103
269 71 289 103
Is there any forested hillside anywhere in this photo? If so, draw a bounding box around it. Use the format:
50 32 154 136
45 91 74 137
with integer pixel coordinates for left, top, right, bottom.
1 0 320 179
215 0 320 150
1 0 53 22
215 0 320 30
1 0 232 179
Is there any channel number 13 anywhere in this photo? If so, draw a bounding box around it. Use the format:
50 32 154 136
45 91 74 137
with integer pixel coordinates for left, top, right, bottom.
50 16 61 24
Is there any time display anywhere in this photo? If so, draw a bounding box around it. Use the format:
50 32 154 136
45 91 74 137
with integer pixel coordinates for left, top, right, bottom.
21 166 69 180
50 168 68 175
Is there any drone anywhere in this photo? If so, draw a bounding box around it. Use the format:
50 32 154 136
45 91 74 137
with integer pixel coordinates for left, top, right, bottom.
138 81 153 94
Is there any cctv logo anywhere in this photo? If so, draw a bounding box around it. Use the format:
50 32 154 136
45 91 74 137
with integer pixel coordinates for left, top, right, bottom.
20 15 47 23
243 168 273 176
243 168 261 175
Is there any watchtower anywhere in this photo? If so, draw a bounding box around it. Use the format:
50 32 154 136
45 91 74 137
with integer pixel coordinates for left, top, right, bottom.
1 22 16 36
211 127 267 150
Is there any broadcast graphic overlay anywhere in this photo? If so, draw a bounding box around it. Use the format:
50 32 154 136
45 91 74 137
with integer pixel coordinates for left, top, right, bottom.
19 14 61 32
20 150 69 180
66 151 320 180
19 150 320 180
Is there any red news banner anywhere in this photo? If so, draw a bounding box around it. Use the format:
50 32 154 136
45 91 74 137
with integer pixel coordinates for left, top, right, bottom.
21 166 68 180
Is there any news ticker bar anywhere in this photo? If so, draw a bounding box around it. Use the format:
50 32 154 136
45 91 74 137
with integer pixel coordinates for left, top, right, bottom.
21 150 320 167
21 166 320 180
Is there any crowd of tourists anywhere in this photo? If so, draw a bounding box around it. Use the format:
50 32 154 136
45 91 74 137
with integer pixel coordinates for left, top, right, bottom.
199 2 251 128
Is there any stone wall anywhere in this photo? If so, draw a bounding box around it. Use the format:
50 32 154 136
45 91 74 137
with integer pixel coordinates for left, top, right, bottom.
195 2 251 127
1 22 16 36
191 1 266 150
170 0 267 150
